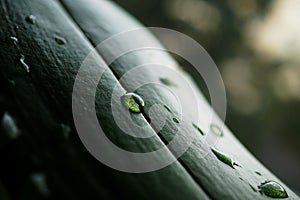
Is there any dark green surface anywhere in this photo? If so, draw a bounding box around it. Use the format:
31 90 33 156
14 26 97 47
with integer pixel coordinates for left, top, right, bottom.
0 0 298 199
58 0 299 199
0 0 207 199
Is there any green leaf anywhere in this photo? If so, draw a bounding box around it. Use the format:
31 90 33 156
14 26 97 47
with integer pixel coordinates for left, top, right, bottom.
0 0 298 199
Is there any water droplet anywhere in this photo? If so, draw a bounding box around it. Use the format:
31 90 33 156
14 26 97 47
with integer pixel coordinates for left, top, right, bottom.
25 15 36 24
173 118 179 123
1 112 20 139
121 92 144 113
210 124 224 137
255 171 262 176
55 36 66 45
7 36 18 45
61 124 71 139
16 55 30 74
160 78 177 87
258 181 288 198
31 173 50 197
192 123 205 135
164 104 172 112
211 148 239 168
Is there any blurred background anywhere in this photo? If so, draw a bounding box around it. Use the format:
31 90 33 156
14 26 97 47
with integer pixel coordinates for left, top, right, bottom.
113 0 300 193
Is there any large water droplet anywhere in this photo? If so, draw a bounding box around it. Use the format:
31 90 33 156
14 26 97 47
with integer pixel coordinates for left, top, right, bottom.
55 36 66 45
121 92 144 113
211 148 239 168
160 78 177 87
1 112 20 139
258 181 288 198
25 15 36 24
16 55 30 74
210 124 224 137
192 123 205 135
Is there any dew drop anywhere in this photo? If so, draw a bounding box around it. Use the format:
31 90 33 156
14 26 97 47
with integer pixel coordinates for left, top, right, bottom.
8 36 18 45
160 78 177 87
55 36 66 45
192 123 205 135
258 181 288 198
25 15 36 24
164 104 172 113
173 118 179 124
211 148 239 168
121 92 144 113
14 25 19 31
210 124 224 137
16 55 30 74
1 112 20 139
255 171 262 176
31 173 50 197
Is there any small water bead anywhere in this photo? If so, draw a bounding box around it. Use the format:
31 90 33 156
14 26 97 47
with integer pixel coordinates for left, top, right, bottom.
172 118 179 124
258 181 288 198
211 148 239 168
192 123 205 135
210 124 224 137
14 25 20 31
121 92 144 113
16 55 30 74
160 78 177 87
1 112 20 139
54 36 66 45
162 105 180 124
25 15 36 24
255 171 262 176
8 36 18 45
164 104 172 113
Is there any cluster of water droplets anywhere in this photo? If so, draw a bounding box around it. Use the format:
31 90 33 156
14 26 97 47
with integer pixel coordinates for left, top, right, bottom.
5 14 290 198
120 76 289 198
7 15 68 77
